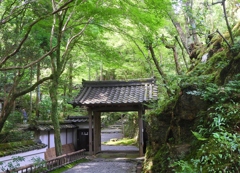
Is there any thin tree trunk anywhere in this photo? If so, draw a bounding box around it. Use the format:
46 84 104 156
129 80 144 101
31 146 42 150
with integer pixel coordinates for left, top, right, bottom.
63 82 67 117
185 0 199 44
222 0 234 44
161 36 182 75
172 47 181 75
175 36 189 70
168 14 190 55
100 61 103 81
212 0 234 44
68 59 73 98
36 63 41 117
30 66 32 116
148 43 172 97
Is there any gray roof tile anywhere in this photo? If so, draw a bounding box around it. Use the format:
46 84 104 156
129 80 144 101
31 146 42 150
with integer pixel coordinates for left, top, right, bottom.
71 77 158 106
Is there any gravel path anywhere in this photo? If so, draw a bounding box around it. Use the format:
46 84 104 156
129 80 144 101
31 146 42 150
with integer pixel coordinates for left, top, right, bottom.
63 158 138 173
63 122 142 173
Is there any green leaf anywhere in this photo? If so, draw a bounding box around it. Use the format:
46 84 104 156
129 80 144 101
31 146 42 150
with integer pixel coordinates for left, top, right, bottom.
191 131 208 141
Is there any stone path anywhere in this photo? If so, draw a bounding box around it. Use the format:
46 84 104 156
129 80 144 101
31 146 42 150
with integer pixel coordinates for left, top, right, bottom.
63 121 142 173
101 123 139 152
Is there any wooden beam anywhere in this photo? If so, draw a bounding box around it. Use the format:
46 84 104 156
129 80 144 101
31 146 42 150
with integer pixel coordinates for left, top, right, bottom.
88 104 141 112
138 108 144 156
94 111 101 154
88 109 93 155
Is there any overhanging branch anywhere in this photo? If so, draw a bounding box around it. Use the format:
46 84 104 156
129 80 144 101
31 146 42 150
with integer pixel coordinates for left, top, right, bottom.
14 75 53 98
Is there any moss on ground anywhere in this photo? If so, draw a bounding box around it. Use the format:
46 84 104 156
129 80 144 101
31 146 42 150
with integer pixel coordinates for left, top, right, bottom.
49 158 89 173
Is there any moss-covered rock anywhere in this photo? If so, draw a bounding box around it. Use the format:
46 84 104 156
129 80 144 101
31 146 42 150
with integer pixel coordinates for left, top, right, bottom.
144 24 240 172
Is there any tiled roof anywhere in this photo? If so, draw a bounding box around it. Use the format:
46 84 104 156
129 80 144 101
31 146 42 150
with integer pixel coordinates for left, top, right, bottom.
29 121 78 131
0 140 47 157
71 77 158 107
66 116 89 123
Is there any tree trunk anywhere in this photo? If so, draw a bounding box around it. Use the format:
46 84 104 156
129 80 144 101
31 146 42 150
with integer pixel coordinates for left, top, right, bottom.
185 0 199 45
0 98 15 132
172 47 181 75
62 82 67 118
175 36 189 70
35 63 41 117
169 14 190 55
49 77 62 156
161 36 182 75
48 9 64 156
68 59 73 98
0 74 52 133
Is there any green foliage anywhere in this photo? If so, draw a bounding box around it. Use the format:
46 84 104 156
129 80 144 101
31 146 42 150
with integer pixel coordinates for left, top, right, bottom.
151 144 171 173
0 156 47 172
0 156 25 172
123 112 138 138
31 157 47 172
37 96 52 120
231 36 240 54
101 112 122 127
190 131 240 172
191 131 207 141
171 160 197 173
2 111 22 132
173 77 240 172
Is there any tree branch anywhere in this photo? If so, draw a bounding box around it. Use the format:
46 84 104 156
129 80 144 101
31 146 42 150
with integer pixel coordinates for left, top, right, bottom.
212 0 234 44
0 46 57 71
148 43 172 97
216 29 231 49
14 75 53 98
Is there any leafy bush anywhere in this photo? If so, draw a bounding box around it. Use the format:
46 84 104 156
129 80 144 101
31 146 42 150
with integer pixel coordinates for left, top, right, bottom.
0 156 25 172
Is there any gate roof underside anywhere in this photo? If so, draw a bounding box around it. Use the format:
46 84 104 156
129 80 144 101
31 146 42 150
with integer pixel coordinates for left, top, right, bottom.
70 77 158 112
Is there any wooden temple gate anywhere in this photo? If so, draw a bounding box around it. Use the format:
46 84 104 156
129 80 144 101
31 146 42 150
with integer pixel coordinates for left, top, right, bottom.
71 77 158 156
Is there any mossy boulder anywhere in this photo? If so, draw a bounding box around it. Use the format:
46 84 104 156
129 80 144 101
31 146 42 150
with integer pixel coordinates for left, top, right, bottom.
144 26 240 172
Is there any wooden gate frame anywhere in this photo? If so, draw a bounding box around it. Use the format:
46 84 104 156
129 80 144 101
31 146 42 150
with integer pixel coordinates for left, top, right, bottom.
87 105 145 156
70 77 158 156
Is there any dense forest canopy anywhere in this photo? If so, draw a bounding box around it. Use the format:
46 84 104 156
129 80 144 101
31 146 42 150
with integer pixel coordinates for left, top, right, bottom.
1 0 240 171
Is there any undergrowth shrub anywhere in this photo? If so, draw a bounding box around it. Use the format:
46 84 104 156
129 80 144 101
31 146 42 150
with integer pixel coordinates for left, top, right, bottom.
173 77 240 172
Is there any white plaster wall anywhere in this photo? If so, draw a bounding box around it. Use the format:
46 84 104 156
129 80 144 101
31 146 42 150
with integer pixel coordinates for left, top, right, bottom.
60 130 66 145
0 147 47 172
67 129 73 144
39 129 75 149
39 131 48 146
49 132 55 148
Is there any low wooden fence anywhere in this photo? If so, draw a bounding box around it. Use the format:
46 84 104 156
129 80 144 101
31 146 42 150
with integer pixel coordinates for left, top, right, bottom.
8 149 86 173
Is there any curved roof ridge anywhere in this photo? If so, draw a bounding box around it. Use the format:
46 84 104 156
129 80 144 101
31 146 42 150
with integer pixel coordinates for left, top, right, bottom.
82 77 156 87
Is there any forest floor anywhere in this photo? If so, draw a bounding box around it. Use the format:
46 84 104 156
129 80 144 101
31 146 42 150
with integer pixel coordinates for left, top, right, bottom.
63 121 143 173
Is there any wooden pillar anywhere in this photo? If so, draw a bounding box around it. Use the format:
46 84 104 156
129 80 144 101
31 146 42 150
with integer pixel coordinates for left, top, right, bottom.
88 109 93 155
138 108 144 156
94 112 101 154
